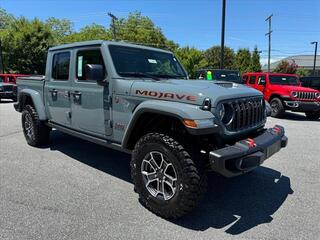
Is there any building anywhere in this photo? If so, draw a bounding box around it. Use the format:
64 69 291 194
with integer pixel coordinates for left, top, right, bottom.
262 55 320 76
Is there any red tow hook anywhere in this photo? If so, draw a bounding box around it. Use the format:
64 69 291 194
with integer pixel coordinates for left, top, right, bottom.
246 138 256 148
274 126 281 134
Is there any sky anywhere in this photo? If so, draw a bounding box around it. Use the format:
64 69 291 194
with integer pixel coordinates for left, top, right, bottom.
1 0 319 65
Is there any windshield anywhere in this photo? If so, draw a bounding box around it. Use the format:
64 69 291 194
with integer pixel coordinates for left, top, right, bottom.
109 45 187 79
213 70 242 83
269 75 299 86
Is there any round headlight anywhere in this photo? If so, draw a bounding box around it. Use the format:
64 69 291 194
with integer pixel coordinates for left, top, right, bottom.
291 91 298 98
218 103 234 125
315 92 320 98
217 103 225 120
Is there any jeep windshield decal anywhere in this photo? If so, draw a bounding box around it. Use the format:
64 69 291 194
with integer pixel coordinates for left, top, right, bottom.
136 90 197 101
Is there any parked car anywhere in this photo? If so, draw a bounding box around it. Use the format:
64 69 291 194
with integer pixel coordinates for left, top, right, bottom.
300 76 320 91
243 72 320 120
14 41 287 218
195 69 243 84
0 74 28 101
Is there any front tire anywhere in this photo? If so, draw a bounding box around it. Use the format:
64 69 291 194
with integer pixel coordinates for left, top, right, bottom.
131 133 207 219
305 112 320 120
270 98 285 118
21 105 51 146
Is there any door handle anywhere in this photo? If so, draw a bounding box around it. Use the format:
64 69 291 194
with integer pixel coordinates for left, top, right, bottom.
71 91 82 104
49 89 58 98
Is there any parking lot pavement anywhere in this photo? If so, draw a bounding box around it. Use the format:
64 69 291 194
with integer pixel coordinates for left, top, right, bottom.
0 101 319 240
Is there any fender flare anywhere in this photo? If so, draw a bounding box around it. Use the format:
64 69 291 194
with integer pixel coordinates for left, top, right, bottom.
19 89 47 120
122 100 215 149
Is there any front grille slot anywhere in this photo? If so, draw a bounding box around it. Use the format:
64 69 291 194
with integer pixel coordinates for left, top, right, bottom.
227 97 265 132
2 85 14 91
297 91 316 100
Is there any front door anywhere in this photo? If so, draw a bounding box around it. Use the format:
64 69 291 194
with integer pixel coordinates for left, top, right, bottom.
44 51 72 126
70 48 112 137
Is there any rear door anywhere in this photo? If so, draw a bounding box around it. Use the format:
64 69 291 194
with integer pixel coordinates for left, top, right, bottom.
44 51 72 126
70 47 111 137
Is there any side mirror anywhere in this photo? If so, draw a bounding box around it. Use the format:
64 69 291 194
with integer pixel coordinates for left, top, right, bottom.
260 79 266 85
85 64 106 85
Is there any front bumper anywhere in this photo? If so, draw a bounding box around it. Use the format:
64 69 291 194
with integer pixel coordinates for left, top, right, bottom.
209 125 288 177
284 100 320 112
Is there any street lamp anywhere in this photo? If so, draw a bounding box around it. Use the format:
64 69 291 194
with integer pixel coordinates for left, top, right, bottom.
220 0 226 69
311 41 318 76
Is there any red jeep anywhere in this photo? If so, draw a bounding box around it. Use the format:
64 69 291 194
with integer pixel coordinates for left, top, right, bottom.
0 74 28 101
243 72 320 120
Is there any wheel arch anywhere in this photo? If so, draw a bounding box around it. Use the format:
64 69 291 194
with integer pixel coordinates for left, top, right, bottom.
18 89 47 120
122 100 215 150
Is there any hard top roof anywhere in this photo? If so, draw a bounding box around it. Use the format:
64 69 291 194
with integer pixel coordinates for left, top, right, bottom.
49 40 173 54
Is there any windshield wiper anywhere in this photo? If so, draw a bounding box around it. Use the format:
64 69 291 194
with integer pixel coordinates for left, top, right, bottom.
151 73 186 79
119 72 160 81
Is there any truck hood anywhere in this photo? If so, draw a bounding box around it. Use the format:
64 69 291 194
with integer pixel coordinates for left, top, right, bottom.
270 84 319 93
131 79 262 107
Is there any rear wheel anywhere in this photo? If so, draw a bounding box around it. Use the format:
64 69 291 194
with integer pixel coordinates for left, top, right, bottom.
131 133 207 219
270 98 285 118
305 112 320 120
22 105 51 146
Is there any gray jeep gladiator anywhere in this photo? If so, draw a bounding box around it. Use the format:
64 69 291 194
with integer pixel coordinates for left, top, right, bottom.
14 40 287 218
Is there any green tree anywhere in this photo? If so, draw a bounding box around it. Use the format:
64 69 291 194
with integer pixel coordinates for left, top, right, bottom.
235 48 251 73
251 46 261 72
273 60 298 74
63 24 111 43
296 68 309 77
203 46 235 69
115 12 170 49
0 8 14 29
46 17 73 44
2 17 53 74
174 47 208 78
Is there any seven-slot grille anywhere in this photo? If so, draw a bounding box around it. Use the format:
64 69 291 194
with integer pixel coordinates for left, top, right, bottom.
226 97 265 132
0 85 14 92
296 92 316 100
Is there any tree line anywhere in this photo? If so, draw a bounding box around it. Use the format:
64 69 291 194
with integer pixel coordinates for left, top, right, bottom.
0 8 262 77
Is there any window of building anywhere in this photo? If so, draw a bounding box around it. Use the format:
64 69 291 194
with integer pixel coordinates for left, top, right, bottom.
52 52 70 80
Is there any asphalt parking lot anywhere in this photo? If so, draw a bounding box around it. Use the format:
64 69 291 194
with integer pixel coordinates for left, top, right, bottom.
0 100 319 240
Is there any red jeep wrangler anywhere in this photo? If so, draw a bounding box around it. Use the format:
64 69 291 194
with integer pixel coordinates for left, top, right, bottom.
0 74 28 101
243 72 320 120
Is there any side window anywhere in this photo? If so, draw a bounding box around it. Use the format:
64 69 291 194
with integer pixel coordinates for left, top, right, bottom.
258 75 266 85
76 49 105 81
242 75 248 83
52 52 70 80
249 75 256 84
8 76 15 83
0 76 4 82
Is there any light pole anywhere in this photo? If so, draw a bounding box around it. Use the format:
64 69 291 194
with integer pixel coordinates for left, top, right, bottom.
108 12 118 40
311 41 318 76
220 0 226 69
0 39 4 74
265 14 273 73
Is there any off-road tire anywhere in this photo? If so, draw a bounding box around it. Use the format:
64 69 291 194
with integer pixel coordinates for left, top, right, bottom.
270 98 285 118
21 105 51 146
131 133 207 219
305 112 320 120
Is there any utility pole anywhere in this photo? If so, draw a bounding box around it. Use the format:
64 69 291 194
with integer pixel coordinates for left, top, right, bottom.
265 14 273 73
220 0 226 69
108 12 118 40
311 41 318 76
0 39 4 74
